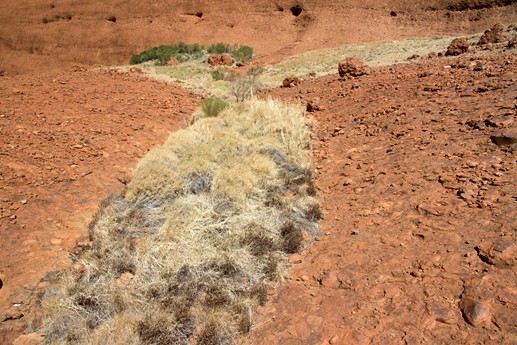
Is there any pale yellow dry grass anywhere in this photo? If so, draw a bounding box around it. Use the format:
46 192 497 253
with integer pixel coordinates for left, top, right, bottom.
42 99 319 345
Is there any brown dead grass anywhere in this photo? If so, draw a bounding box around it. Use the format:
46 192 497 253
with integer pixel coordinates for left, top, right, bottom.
41 99 319 344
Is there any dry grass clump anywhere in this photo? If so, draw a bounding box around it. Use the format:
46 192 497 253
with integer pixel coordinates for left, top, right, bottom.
41 99 319 344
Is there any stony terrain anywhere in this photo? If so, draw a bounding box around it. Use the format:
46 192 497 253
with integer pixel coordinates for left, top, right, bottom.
0 0 516 344
252 51 517 344
0 69 199 344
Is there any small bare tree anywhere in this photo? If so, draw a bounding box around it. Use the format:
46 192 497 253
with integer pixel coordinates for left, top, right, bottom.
231 67 264 102
231 77 252 102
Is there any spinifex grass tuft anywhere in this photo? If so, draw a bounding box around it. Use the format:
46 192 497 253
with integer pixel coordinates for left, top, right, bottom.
42 99 319 344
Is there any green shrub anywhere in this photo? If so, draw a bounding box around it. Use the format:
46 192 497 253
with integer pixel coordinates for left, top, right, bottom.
130 43 205 65
177 42 203 54
130 45 174 65
211 68 226 81
201 97 230 117
232 45 253 63
207 42 232 54
131 42 254 65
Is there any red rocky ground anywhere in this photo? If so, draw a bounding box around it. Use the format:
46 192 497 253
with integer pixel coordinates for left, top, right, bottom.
2 45 517 345
1 1 517 344
0 69 199 344
252 50 517 344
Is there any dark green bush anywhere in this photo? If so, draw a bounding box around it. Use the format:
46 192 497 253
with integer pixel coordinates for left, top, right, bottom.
130 42 254 65
207 42 232 54
201 97 230 117
129 43 205 65
232 45 253 63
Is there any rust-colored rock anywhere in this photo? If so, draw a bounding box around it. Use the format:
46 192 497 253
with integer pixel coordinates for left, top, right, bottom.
289 253 303 264
489 132 517 147
338 57 368 78
75 235 93 249
207 54 233 66
306 99 322 112
129 67 143 73
0 0 515 75
0 70 198 344
321 271 340 288
252 50 517 345
339 330 369 345
460 297 491 327
427 301 457 324
476 239 517 267
446 38 470 56
167 56 181 66
1 6 517 343
12 333 44 345
117 271 134 285
282 76 302 87
478 24 507 45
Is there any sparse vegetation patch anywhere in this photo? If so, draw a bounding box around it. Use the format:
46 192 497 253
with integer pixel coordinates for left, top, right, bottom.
131 43 253 66
42 99 319 344
130 43 204 65
211 67 237 81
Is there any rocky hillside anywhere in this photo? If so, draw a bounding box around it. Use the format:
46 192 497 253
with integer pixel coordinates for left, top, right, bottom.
1 0 516 73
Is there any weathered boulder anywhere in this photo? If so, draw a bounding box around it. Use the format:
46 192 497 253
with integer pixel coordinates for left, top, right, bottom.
460 297 491 327
207 54 233 66
476 239 517 267
282 76 302 87
478 24 507 45
338 57 368 78
446 38 470 56
489 132 517 147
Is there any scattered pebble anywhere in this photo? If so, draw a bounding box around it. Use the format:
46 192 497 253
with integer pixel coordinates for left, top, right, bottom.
50 238 62 245
321 271 340 288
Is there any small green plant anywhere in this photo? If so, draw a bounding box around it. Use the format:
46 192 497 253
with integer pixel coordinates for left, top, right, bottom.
207 42 232 54
211 68 237 81
232 45 253 63
211 68 226 81
200 97 230 118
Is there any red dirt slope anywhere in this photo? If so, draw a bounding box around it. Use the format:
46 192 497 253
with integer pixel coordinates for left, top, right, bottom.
1 0 516 74
0 69 199 344
253 51 517 344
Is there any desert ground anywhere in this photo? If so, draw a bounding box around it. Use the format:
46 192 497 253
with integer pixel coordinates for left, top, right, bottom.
1 1 516 344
